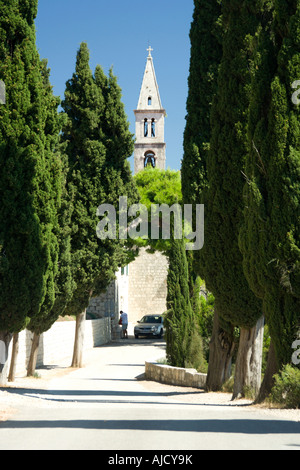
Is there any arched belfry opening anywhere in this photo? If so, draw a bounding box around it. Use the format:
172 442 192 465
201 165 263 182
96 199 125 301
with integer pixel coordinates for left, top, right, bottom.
144 151 156 168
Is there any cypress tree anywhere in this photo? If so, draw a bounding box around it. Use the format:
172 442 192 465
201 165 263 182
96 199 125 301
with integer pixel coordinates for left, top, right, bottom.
61 43 108 327
26 60 74 376
0 1 61 384
96 66 140 265
181 0 232 390
197 0 266 394
61 43 138 367
240 0 300 397
165 232 205 370
181 0 222 207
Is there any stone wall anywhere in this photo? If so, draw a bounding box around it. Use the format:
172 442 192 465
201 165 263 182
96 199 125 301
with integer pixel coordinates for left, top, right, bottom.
8 318 111 377
145 362 207 389
83 249 169 338
128 247 168 326
87 268 129 339
88 281 117 318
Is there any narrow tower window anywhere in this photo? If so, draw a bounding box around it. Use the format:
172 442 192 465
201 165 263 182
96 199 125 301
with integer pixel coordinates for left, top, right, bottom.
151 119 156 137
144 118 148 137
148 97 152 106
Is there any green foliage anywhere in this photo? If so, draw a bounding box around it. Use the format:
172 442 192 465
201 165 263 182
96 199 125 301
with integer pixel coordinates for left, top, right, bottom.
165 233 205 371
198 290 215 362
181 0 223 208
135 167 182 208
262 324 271 374
240 1 300 368
134 167 182 253
61 42 139 316
184 329 207 373
199 293 214 336
0 0 62 333
135 167 207 370
27 60 70 335
196 0 264 331
182 4 265 397
270 365 300 409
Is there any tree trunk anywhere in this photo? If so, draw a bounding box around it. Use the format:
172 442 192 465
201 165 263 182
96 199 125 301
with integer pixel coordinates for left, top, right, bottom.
0 331 13 386
255 340 278 404
8 333 19 383
71 310 86 368
206 310 236 392
27 332 40 377
232 315 264 400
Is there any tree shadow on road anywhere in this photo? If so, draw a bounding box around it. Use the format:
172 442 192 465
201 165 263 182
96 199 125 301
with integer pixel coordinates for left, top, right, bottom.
0 416 299 436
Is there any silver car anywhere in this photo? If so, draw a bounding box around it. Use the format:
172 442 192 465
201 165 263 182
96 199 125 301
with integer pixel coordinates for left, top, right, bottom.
134 315 164 339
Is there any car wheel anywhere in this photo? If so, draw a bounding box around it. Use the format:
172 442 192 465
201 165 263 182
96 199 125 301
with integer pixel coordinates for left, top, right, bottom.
134 334 139 339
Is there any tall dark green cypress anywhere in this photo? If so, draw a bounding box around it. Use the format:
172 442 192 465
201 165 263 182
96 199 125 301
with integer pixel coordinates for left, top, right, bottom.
97 66 140 266
181 0 230 391
165 233 205 370
181 0 222 208
62 43 109 326
240 1 300 387
195 0 267 393
25 60 74 376
201 0 262 327
61 43 138 366
0 1 62 384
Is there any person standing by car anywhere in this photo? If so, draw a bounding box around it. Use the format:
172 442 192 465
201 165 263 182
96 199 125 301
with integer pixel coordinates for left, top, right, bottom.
120 311 128 339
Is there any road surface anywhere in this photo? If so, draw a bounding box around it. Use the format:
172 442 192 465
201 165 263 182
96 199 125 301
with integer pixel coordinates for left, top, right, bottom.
0 338 299 451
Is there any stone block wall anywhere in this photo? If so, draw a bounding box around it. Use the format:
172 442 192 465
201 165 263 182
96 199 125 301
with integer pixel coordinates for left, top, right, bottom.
88 281 116 318
87 268 129 339
128 248 168 326
145 361 207 389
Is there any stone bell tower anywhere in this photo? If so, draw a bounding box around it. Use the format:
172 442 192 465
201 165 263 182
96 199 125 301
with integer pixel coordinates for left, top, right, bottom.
134 47 166 174
128 48 169 329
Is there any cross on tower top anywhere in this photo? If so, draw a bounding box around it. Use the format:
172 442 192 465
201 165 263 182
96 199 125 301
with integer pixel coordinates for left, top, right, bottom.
147 46 153 57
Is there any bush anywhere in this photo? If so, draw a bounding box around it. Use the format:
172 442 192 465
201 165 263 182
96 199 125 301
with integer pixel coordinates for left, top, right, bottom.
198 292 214 362
184 329 208 373
270 365 300 409
222 375 234 393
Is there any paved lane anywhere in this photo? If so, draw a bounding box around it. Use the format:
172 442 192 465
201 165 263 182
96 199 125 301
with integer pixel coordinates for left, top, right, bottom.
0 338 299 450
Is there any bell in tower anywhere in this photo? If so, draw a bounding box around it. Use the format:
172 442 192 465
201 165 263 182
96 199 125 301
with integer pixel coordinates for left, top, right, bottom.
134 47 166 174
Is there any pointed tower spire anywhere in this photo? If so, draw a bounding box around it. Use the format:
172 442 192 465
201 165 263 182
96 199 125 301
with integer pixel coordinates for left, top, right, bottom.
137 47 164 111
134 48 166 174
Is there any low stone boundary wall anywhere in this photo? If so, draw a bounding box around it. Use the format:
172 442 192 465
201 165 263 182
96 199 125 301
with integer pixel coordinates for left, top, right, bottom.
8 318 111 377
145 362 207 389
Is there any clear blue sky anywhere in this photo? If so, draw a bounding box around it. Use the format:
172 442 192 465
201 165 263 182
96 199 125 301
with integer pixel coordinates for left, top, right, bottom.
35 0 194 172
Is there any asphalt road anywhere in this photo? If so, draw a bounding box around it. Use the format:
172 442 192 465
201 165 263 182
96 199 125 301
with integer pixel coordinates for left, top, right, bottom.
0 338 299 451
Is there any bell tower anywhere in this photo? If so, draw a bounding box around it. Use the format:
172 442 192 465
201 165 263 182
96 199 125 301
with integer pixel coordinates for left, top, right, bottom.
134 47 166 174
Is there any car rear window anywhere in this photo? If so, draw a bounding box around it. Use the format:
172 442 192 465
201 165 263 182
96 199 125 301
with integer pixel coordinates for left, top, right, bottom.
141 316 162 324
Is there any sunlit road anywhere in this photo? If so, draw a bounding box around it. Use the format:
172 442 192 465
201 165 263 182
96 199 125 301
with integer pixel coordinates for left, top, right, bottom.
0 338 299 450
